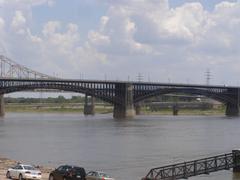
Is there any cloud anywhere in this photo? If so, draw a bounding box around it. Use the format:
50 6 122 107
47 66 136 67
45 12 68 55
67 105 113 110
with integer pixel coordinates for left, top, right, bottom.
0 0 240 85
0 17 5 30
85 0 240 84
0 0 55 6
11 11 27 34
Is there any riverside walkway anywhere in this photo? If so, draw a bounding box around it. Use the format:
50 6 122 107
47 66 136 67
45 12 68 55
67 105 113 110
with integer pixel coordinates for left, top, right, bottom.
142 150 240 180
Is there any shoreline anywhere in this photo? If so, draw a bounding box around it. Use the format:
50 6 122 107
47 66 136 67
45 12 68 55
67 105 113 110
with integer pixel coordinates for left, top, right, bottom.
5 102 225 114
0 156 53 180
4 106 225 116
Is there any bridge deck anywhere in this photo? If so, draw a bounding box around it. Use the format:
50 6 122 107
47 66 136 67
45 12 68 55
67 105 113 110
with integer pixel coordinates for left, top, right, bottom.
143 153 236 180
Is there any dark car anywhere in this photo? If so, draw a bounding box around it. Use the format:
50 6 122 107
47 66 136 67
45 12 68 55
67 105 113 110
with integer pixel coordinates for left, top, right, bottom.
49 165 86 180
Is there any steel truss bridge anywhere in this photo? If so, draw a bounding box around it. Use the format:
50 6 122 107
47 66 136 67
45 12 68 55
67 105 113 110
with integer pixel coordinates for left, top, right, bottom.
0 55 240 118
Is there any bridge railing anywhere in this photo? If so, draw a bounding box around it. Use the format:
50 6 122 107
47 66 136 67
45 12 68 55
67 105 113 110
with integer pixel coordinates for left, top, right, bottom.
143 153 234 180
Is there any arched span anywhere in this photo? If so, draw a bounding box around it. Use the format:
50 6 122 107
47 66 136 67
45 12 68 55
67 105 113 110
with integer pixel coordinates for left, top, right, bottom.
134 88 236 105
0 84 118 105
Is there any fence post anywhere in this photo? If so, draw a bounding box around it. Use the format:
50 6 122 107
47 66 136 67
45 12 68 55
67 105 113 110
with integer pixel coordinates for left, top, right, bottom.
172 165 175 178
214 156 218 171
183 162 187 179
225 154 229 170
204 159 209 174
194 160 197 175
233 149 240 172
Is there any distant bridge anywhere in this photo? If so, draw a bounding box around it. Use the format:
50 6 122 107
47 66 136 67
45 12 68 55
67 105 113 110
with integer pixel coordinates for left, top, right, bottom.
0 55 55 79
0 55 239 118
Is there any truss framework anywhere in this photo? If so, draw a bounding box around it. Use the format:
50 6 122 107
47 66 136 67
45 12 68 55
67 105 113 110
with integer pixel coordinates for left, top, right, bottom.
0 55 55 79
143 153 237 180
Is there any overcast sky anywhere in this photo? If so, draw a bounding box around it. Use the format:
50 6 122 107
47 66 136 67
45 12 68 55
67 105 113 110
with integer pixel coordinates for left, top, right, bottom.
0 0 240 86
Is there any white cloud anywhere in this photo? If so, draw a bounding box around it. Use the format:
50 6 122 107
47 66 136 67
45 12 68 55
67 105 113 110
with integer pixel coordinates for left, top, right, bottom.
0 17 5 30
11 11 27 34
163 3 211 40
42 21 80 54
0 0 240 85
42 21 61 37
88 31 110 46
0 0 55 6
83 0 240 84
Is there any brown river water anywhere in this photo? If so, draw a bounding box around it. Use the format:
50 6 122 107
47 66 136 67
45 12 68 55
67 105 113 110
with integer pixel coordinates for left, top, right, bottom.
0 113 240 180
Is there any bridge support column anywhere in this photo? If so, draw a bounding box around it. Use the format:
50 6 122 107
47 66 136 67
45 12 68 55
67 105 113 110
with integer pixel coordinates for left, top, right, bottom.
0 94 5 117
84 95 95 116
135 103 142 115
226 103 239 116
113 83 135 119
225 88 240 117
233 150 240 172
173 104 179 116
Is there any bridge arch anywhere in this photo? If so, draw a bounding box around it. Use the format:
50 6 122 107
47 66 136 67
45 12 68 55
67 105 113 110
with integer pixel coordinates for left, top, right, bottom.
0 84 116 105
134 88 236 105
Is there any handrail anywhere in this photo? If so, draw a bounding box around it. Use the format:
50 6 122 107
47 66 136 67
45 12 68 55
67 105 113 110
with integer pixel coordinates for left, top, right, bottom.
143 153 235 180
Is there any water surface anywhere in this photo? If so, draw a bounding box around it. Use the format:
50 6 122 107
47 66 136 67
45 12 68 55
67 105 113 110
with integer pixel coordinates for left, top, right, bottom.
0 113 240 180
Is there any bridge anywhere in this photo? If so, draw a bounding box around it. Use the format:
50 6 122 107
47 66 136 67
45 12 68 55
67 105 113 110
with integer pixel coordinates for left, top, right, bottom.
0 55 240 119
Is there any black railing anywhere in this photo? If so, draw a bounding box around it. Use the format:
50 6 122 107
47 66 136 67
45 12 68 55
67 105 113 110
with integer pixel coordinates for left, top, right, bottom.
143 153 235 180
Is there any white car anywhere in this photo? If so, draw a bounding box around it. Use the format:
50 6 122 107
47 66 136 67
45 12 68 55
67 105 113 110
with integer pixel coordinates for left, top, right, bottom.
86 171 115 180
6 163 42 180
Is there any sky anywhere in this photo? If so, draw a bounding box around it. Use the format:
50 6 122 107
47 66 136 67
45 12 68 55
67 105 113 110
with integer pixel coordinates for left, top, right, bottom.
1 0 240 86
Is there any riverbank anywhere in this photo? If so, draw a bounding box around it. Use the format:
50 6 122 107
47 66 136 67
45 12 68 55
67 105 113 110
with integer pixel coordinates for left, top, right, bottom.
5 103 225 115
5 103 113 114
0 156 52 180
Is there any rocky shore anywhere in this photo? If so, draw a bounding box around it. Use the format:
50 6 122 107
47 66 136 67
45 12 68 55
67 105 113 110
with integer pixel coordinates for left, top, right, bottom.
0 156 53 180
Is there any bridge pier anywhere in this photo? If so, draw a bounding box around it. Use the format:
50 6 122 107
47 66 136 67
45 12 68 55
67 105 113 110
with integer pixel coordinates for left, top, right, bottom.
225 88 240 117
84 95 95 116
226 103 239 117
135 103 142 115
172 104 179 116
0 94 5 117
233 150 240 172
113 83 135 119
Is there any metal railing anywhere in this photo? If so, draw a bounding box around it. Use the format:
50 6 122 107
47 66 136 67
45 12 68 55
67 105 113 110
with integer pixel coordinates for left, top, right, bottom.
143 153 234 180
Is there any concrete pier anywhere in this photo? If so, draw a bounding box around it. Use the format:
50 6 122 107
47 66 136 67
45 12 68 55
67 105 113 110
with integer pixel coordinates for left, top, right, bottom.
172 104 179 116
233 149 240 172
226 103 239 116
113 83 135 119
84 95 95 115
225 89 240 117
135 103 142 115
0 94 5 117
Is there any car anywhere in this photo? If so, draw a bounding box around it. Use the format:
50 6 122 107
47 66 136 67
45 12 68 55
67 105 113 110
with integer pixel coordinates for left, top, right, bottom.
86 171 115 180
49 165 86 180
6 163 42 180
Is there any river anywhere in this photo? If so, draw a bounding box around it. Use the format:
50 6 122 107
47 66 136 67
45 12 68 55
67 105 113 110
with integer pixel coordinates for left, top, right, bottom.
0 113 240 180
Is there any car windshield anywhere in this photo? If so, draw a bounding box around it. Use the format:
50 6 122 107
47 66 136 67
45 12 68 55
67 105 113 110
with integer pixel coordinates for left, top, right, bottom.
23 166 35 170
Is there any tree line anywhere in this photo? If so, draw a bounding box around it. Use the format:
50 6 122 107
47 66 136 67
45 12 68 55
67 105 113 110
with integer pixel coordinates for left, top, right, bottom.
4 96 89 104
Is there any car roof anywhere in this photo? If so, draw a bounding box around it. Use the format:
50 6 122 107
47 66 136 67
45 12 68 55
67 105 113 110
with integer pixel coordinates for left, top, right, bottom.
89 171 111 175
17 164 34 166
59 165 85 169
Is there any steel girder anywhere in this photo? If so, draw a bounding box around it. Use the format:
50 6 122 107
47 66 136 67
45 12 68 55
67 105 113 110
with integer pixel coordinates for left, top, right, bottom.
133 85 238 106
0 79 239 107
